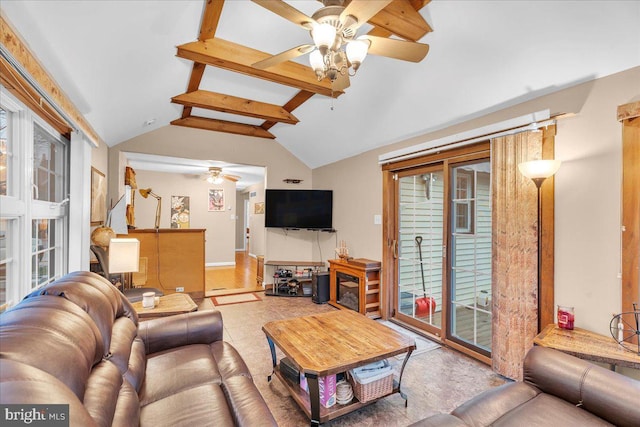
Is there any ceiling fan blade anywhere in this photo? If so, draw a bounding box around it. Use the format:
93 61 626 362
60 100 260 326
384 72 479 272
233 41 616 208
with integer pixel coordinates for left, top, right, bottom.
252 44 315 70
361 35 429 62
223 174 240 183
340 0 393 31
252 0 315 30
332 72 350 91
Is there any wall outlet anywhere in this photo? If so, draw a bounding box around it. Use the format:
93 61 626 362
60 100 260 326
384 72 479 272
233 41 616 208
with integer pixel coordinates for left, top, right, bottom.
176 287 184 292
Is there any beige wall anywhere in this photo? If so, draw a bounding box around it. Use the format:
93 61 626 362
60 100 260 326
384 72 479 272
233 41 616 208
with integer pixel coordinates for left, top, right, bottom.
131 169 236 265
109 125 315 264
313 66 640 340
236 191 248 251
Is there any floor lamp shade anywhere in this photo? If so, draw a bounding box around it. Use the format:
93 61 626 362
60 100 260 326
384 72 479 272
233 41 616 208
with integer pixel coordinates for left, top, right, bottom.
109 238 140 273
518 160 562 181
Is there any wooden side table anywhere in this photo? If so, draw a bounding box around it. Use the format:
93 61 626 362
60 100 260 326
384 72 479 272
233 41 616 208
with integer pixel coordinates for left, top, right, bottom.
131 293 197 320
534 324 640 369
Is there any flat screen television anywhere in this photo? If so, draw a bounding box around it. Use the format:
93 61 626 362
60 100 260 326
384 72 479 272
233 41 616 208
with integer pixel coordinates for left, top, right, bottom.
265 189 333 230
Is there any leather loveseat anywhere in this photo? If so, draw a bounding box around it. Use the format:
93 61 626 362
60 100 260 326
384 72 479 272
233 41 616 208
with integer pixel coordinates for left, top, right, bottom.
0 271 277 427
411 346 640 427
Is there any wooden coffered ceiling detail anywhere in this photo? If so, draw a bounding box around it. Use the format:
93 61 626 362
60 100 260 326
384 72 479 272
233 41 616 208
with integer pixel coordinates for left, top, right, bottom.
171 0 431 139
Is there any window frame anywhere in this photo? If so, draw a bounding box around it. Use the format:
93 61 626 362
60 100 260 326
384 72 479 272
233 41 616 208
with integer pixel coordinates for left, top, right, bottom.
0 86 69 308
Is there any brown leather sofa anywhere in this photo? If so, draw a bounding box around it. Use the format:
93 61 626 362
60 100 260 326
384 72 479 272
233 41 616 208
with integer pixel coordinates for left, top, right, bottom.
411 346 640 427
0 271 277 427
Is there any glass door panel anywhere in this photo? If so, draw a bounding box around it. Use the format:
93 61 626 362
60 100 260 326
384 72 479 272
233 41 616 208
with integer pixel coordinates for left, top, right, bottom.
449 161 492 355
397 170 444 333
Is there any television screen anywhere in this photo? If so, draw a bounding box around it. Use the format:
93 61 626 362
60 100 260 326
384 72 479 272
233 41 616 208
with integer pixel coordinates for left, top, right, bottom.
265 189 333 230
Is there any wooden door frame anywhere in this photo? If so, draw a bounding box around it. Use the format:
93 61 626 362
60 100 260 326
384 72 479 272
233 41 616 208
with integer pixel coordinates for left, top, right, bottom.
618 102 640 330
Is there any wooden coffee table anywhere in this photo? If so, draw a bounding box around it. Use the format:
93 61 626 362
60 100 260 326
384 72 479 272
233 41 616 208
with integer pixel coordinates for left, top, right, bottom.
262 310 415 426
131 293 197 320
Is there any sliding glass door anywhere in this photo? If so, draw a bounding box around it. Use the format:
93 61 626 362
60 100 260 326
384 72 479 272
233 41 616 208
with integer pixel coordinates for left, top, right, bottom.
449 161 492 355
396 167 444 337
388 145 492 358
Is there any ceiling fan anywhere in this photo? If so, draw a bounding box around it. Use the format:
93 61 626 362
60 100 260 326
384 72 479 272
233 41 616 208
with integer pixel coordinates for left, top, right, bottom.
251 0 430 91
205 167 240 184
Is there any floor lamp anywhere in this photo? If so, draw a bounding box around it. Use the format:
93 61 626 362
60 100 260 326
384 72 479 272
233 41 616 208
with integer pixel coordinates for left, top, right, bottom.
139 188 161 229
518 159 561 332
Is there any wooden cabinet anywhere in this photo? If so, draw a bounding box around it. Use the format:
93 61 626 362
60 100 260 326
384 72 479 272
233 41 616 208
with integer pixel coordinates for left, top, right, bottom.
328 259 381 319
123 229 205 298
256 255 264 286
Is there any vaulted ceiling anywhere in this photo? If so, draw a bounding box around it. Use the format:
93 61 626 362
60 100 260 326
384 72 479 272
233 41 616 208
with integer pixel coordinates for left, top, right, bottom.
1 1 639 168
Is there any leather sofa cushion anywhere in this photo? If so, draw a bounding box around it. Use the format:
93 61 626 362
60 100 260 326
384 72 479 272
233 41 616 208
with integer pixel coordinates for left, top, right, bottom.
222 375 282 426
140 383 235 427
140 344 224 406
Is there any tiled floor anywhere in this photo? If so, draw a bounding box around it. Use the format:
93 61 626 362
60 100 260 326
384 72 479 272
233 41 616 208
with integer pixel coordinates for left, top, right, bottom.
199 293 507 426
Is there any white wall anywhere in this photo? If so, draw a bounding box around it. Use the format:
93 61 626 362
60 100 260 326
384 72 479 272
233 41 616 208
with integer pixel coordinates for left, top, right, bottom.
131 169 236 266
109 125 315 265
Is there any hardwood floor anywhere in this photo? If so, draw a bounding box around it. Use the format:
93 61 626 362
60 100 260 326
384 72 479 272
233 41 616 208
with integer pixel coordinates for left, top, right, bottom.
205 251 264 297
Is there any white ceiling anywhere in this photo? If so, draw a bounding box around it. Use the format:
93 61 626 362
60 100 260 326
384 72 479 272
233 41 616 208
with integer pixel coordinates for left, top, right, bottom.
2 1 639 171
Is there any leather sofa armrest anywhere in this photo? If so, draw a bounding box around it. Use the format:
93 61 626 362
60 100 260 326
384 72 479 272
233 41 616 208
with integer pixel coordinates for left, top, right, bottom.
138 310 224 355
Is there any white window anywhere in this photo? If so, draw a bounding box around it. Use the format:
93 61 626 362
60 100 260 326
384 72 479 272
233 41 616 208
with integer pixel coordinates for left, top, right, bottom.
0 88 69 309
453 170 475 234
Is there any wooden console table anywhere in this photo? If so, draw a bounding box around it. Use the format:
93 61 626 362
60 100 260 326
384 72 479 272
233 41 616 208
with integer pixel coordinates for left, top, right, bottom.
328 258 381 319
122 229 205 298
534 324 640 369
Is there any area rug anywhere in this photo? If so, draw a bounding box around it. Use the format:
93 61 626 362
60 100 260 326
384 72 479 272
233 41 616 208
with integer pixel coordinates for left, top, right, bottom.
211 292 262 306
378 320 440 357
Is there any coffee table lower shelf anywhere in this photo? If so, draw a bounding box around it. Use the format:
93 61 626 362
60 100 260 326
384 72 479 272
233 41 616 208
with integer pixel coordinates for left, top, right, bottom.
271 367 400 424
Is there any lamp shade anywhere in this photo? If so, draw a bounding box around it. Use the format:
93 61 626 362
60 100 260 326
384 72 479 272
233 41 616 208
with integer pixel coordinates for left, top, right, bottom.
109 238 140 273
309 49 324 72
312 23 336 49
518 159 562 180
346 39 369 65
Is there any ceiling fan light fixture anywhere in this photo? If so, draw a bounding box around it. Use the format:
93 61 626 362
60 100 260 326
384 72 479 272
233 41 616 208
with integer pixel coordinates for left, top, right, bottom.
309 49 325 78
312 22 337 52
346 39 369 71
207 167 225 185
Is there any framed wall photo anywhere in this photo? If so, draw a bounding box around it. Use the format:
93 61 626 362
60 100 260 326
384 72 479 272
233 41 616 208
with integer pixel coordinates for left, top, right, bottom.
90 167 107 225
255 202 265 214
171 195 190 228
208 189 224 212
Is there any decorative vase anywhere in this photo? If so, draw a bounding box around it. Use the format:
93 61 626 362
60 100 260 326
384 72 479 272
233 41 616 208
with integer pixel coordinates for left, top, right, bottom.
91 226 116 248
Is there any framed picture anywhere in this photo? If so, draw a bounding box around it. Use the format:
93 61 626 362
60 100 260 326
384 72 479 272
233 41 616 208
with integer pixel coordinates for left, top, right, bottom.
171 196 190 228
254 202 265 214
90 167 107 225
208 189 224 212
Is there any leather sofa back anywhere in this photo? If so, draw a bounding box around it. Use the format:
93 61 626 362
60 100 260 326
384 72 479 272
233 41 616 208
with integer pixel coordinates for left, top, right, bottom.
1 272 144 426
524 346 640 427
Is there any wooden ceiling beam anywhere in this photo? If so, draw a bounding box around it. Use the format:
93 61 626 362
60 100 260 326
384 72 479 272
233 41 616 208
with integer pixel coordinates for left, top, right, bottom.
262 90 315 131
176 38 339 97
171 116 276 139
182 1 225 119
199 0 225 41
172 90 299 124
368 0 432 41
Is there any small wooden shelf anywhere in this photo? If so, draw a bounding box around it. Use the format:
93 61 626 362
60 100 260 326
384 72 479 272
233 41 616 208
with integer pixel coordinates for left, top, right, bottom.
272 365 399 424
264 260 325 298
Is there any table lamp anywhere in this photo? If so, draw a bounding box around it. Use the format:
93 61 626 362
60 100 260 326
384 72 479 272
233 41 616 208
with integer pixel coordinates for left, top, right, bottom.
109 238 140 289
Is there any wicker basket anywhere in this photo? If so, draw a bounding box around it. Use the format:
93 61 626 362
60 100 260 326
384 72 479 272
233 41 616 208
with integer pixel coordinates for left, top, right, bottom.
349 371 394 403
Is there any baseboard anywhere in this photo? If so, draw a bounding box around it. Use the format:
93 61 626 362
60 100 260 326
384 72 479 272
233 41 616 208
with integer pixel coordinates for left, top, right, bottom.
205 262 236 267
